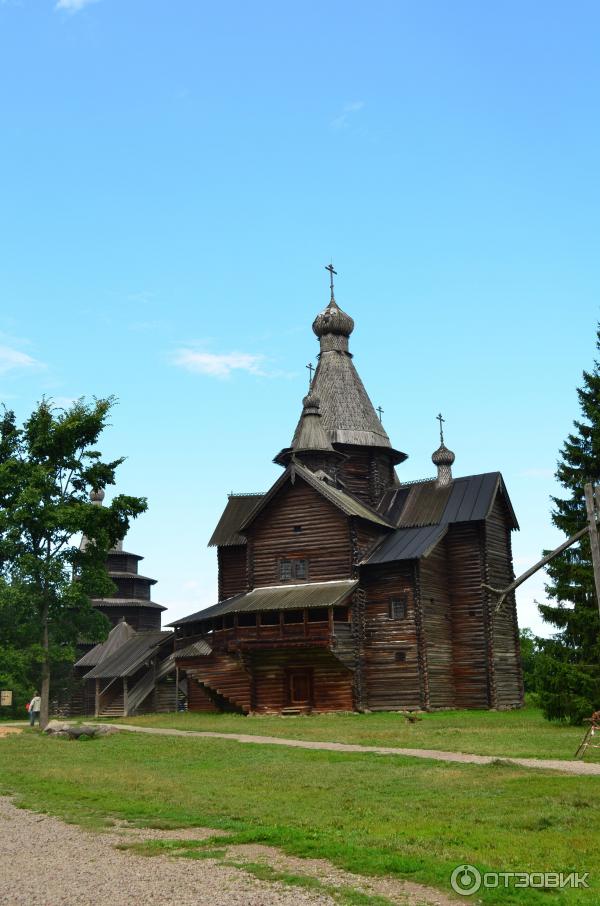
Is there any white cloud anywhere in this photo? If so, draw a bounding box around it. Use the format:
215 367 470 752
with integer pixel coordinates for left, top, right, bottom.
0 345 43 375
172 348 267 379
55 0 98 12
331 100 365 130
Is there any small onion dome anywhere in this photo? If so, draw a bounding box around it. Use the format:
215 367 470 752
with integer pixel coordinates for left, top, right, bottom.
302 392 321 414
312 299 354 338
90 487 105 505
431 443 455 468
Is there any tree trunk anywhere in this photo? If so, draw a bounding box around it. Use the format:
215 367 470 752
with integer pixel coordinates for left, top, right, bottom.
40 600 50 729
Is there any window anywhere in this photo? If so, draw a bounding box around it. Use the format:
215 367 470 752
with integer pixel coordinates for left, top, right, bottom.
260 611 279 626
333 606 349 622
283 609 304 624
224 614 235 629
279 558 309 581
293 525 303 533
295 559 308 579
237 612 257 627
395 650 407 663
307 607 328 623
212 617 223 631
389 596 408 620
280 559 293 580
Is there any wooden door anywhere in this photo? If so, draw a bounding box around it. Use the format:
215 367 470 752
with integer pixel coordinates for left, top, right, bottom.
288 669 313 706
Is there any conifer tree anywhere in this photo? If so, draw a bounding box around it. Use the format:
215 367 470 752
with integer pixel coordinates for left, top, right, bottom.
536 328 600 724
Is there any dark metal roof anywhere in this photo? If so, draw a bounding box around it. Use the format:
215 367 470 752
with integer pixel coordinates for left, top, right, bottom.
75 620 136 668
91 597 166 611
238 461 394 534
175 639 213 659
378 472 519 531
169 579 357 626
363 524 448 565
208 493 264 547
82 631 172 680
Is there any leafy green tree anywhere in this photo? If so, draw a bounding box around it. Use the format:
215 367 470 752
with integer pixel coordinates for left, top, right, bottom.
0 398 146 727
519 628 540 694
536 328 600 724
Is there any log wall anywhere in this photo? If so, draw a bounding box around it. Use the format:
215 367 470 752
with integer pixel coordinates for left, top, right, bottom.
218 545 248 601
248 480 352 587
250 648 354 713
184 651 252 712
446 523 490 708
485 497 524 708
418 538 455 708
360 563 422 710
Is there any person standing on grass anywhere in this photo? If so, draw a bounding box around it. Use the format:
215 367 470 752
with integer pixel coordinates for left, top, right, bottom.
28 692 41 727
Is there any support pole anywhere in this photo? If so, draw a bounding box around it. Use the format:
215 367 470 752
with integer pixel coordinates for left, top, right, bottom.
95 679 100 718
584 483 600 621
485 526 589 612
123 677 128 718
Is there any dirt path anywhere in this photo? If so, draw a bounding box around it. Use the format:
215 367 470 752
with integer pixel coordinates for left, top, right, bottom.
0 797 454 906
103 723 600 776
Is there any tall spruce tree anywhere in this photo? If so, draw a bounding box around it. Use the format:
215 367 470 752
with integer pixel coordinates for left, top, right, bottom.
0 398 146 727
536 327 600 724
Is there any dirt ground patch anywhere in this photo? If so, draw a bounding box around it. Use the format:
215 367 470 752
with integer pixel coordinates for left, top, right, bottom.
0 727 23 738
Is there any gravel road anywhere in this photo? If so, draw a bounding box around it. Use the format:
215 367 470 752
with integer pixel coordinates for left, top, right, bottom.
0 797 334 906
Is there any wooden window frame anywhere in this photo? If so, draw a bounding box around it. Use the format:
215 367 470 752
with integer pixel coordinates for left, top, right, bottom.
389 596 408 620
278 557 309 582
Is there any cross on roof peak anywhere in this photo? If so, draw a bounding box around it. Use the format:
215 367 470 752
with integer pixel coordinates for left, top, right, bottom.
436 412 445 444
325 262 337 302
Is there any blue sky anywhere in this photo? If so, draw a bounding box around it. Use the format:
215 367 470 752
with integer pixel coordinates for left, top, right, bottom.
1 1 599 634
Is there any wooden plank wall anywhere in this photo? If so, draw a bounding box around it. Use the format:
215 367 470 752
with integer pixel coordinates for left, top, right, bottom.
418 538 455 708
360 563 423 710
250 649 354 713
218 545 248 601
446 523 490 708
485 496 524 708
248 480 353 587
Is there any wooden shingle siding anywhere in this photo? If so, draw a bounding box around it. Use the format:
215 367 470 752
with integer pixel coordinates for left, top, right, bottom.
485 496 523 708
218 545 248 601
446 523 490 708
248 481 352 587
361 563 422 710
419 538 455 708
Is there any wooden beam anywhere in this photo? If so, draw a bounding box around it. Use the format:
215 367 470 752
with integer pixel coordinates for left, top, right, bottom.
485 526 589 612
584 483 600 620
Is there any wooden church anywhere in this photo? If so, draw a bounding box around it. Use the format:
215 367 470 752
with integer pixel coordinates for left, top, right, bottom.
171 273 524 714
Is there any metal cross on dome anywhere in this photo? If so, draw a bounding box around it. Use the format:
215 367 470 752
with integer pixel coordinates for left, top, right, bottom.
437 412 445 444
325 262 337 301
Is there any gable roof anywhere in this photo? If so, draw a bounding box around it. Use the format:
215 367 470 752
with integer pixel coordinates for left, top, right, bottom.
365 472 518 566
208 493 264 547
75 620 136 669
82 631 172 680
169 579 358 626
237 460 394 534
378 472 519 530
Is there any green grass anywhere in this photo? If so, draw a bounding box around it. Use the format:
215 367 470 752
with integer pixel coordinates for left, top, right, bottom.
107 702 599 762
0 730 598 905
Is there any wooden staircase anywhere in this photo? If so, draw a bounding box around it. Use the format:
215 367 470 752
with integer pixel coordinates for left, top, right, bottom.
100 692 125 718
188 652 252 713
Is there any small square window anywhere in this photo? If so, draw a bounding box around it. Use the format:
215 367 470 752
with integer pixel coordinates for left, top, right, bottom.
293 525 303 533
395 650 407 663
389 596 408 620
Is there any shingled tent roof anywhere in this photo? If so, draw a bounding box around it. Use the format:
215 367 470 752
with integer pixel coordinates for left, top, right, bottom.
237 460 395 534
208 493 264 547
365 472 518 565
